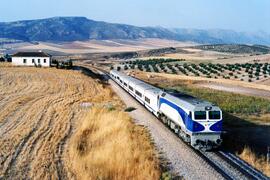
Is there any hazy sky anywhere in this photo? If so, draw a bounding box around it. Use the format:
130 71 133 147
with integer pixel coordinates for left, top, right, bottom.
1 0 269 32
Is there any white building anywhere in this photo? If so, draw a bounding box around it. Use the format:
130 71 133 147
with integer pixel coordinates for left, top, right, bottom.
12 52 51 67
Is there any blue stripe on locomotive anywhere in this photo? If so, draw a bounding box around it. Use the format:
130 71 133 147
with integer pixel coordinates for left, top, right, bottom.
210 119 222 132
159 98 205 132
159 98 222 132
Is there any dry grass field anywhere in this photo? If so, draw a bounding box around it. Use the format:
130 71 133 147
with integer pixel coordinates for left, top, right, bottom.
0 65 160 179
69 107 160 180
239 147 270 176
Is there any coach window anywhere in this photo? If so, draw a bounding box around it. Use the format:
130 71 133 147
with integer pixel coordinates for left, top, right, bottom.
32 59 35 63
135 90 142 97
129 86 134 91
194 111 206 120
145 97 150 104
38 59 40 63
209 111 221 120
124 82 127 87
120 80 123 83
44 59 46 63
23 59 27 63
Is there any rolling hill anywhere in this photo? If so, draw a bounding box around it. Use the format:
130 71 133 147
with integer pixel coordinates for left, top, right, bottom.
193 44 270 54
1 17 270 45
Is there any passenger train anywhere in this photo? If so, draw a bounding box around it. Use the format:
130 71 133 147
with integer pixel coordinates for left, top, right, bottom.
110 70 223 150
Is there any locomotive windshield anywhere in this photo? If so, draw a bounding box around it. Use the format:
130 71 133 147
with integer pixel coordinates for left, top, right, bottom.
194 111 206 120
209 111 221 120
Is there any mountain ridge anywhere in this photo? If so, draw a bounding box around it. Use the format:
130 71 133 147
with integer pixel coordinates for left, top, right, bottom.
0 16 270 45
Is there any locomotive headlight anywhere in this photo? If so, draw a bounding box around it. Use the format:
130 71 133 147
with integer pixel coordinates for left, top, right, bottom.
205 106 212 111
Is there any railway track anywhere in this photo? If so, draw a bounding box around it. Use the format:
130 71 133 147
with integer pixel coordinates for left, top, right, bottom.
81 64 269 180
197 150 269 180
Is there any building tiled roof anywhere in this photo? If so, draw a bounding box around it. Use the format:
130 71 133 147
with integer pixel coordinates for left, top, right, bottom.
12 52 51 57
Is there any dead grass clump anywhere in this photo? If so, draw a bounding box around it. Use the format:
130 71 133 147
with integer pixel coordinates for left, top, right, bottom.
0 62 13 67
69 107 160 180
238 147 270 176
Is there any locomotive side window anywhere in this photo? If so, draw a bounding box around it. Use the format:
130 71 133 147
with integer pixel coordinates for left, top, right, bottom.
209 111 221 120
194 111 206 120
145 96 150 104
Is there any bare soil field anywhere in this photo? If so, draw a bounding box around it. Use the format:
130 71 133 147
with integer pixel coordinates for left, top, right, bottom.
0 65 159 179
2 39 195 55
163 49 270 64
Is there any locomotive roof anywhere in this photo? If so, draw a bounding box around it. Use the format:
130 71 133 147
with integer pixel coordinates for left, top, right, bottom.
135 80 158 89
110 70 218 110
168 92 215 108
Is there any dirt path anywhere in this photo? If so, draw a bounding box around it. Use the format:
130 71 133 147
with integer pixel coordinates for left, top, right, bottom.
196 82 270 100
109 79 224 180
0 67 106 179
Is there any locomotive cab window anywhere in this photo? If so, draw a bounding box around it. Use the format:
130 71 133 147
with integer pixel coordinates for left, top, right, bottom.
194 111 206 120
209 111 221 120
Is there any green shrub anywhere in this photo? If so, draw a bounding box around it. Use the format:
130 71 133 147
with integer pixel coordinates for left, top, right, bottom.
124 107 136 112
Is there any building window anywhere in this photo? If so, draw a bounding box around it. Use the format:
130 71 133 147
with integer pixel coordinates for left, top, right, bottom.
145 97 150 104
23 59 27 63
44 59 46 63
38 59 40 63
32 59 35 63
